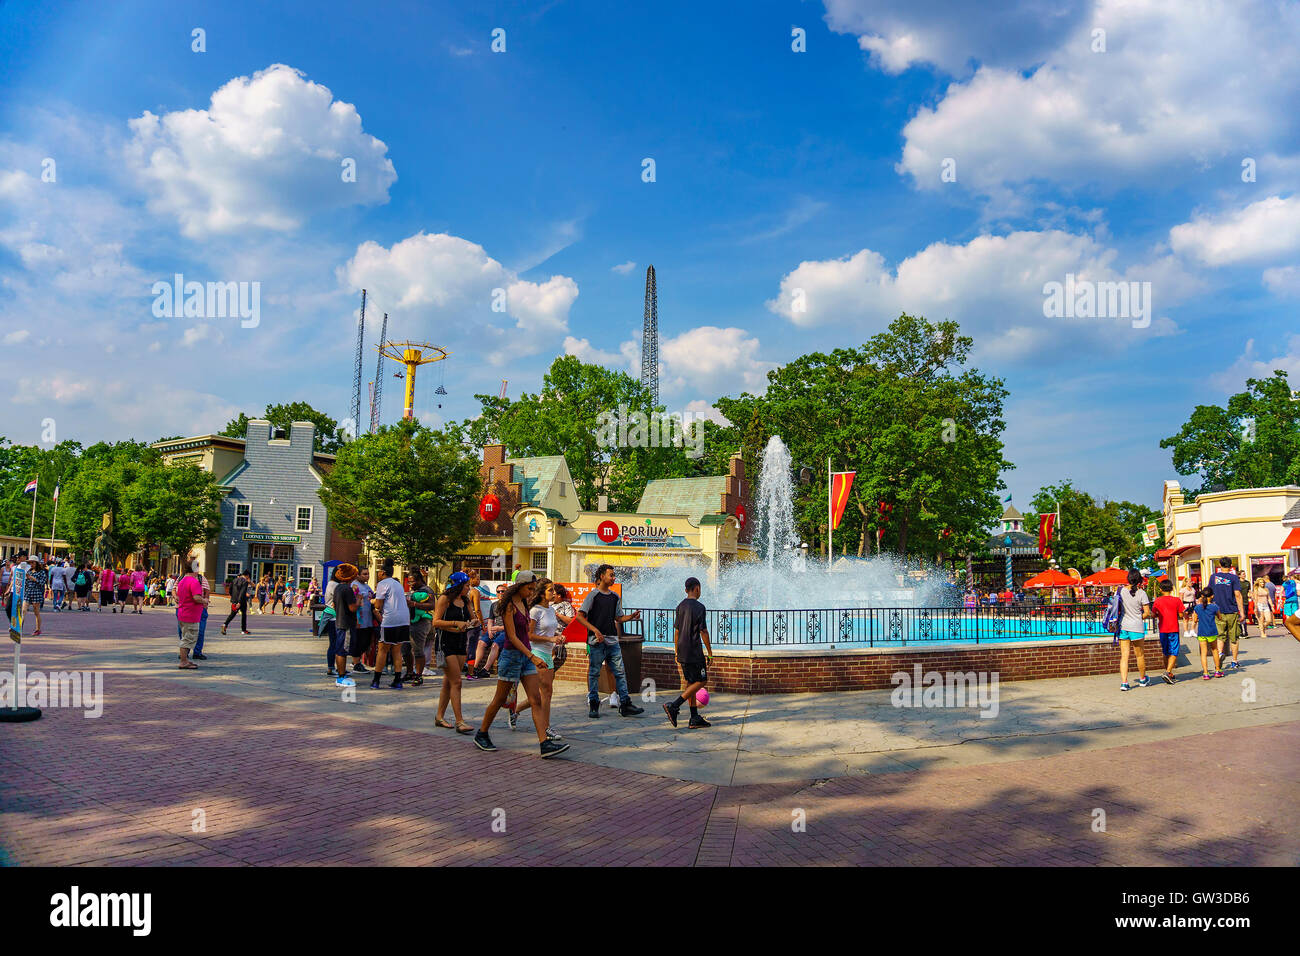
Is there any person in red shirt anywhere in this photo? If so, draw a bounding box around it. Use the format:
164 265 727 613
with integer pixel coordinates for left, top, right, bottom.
1151 578 1185 684
175 561 208 670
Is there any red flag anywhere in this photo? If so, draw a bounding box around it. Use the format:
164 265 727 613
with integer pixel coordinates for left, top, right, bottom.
830 472 855 530
1038 512 1056 557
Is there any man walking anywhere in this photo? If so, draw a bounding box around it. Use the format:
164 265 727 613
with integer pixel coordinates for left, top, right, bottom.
664 576 712 728
370 559 409 689
222 569 251 635
176 560 208 670
405 567 437 685
573 564 644 719
1210 557 1247 669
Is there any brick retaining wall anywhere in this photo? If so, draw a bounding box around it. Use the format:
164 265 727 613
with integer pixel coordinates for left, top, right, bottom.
550 636 1168 694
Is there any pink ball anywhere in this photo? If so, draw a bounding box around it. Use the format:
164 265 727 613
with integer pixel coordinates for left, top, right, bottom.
694 688 709 707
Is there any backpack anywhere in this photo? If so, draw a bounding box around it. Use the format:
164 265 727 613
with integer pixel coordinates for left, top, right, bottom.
1102 589 1124 638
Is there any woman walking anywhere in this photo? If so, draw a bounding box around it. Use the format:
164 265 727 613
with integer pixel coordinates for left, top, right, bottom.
24 558 47 636
256 575 270 614
1252 576 1273 633
473 571 568 758
511 578 570 741
433 572 475 733
74 563 92 610
114 566 130 613
98 565 114 612
1116 569 1152 691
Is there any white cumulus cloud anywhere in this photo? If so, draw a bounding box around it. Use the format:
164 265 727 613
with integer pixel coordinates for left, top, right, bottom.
1169 195 1300 267
126 64 396 238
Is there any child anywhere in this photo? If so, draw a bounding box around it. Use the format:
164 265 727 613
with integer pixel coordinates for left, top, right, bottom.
1151 578 1184 684
1188 587 1224 680
294 585 306 616
283 582 296 615
664 576 712 728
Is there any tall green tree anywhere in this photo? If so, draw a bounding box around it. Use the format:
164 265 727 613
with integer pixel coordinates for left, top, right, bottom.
714 315 1012 560
1160 371 1300 495
121 462 223 564
319 419 480 567
222 401 346 453
454 355 714 511
41 441 159 559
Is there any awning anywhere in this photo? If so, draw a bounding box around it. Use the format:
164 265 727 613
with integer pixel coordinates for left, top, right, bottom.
454 541 512 556
577 550 704 568
1157 544 1199 559
1282 528 1300 549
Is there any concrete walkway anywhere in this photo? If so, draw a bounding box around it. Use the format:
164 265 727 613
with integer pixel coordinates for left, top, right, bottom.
2 605 1296 865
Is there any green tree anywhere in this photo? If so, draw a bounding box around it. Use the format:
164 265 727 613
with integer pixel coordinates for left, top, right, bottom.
1160 371 1300 495
121 462 223 564
1025 482 1156 573
454 355 714 511
44 441 159 560
319 419 480 567
222 401 346 453
714 315 1012 560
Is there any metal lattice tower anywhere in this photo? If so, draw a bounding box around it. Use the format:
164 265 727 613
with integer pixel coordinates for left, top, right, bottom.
369 312 388 433
641 265 659 406
351 289 366 438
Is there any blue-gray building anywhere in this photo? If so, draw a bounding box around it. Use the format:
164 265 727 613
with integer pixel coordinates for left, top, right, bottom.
153 420 363 592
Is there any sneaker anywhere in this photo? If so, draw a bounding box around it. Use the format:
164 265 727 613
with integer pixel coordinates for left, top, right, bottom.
508 710 518 730
1201 673 1212 681
687 714 711 729
588 701 600 719
539 739 570 759
1162 672 1177 685
1214 670 1224 678
369 679 380 689
192 653 208 661
328 668 338 677
662 701 679 727
352 664 369 674
546 727 562 741
465 671 478 681
390 678 403 689
408 675 424 687
475 667 490 679
400 671 416 682
336 676 355 687
618 701 645 717
474 730 496 752
1136 676 1150 687
1120 683 1131 692
1226 660 1240 670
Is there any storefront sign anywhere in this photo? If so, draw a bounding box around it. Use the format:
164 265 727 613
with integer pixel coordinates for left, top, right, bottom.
241 532 300 543
596 520 619 543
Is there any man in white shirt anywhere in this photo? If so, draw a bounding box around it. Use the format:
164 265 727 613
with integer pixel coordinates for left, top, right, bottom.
370 558 409 690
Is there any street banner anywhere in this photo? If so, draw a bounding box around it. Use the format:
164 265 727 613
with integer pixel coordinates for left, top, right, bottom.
1038 513 1056 557
8 566 26 642
830 472 855 530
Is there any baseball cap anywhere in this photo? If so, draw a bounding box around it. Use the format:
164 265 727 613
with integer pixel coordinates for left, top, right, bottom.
514 570 537 584
448 571 469 587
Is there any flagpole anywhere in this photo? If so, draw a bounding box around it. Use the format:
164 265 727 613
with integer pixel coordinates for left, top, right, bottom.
827 457 832 565
26 476 37 555
49 485 60 558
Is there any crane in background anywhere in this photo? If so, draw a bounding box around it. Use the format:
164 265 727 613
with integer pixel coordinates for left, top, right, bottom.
351 289 366 439
368 312 388 433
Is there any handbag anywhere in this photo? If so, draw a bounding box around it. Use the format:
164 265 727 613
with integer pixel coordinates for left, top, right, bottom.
553 636 568 668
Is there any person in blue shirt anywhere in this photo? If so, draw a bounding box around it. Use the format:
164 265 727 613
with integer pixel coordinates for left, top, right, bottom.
1187 587 1224 679
1209 558 1245 670
1280 569 1300 643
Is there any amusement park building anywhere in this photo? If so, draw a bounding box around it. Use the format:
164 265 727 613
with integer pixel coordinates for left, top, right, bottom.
444 444 753 585
1159 480 1300 586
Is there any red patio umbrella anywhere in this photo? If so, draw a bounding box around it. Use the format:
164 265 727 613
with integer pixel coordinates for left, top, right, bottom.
1022 569 1077 588
1080 567 1130 586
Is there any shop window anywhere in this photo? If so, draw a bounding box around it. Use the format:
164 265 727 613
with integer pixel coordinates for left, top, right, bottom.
225 561 242 580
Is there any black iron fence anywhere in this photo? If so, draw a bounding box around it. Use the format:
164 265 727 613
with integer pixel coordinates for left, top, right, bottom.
623 602 1109 649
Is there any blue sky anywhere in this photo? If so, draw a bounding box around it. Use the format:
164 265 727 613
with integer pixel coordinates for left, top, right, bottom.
2 0 1299 509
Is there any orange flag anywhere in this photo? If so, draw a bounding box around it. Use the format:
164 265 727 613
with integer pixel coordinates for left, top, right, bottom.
830 472 855 530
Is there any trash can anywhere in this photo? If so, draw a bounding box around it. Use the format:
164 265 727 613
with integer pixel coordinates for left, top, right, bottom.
619 629 644 698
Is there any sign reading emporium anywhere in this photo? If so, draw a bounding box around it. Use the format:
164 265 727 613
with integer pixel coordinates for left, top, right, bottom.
241 532 301 543
596 521 672 544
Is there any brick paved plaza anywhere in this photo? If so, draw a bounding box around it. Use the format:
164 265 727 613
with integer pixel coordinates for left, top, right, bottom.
2 601 1297 866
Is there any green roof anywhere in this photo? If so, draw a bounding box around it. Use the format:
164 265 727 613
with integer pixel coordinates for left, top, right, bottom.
638 475 730 523
505 455 568 506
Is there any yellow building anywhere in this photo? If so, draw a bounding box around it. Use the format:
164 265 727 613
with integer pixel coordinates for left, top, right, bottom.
1160 480 1300 585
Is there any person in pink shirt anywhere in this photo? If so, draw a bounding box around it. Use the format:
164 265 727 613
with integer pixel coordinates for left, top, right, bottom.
130 567 148 614
98 566 115 612
176 560 208 669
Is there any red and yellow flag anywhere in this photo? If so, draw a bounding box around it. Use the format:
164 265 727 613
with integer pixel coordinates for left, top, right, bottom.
830 472 855 530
